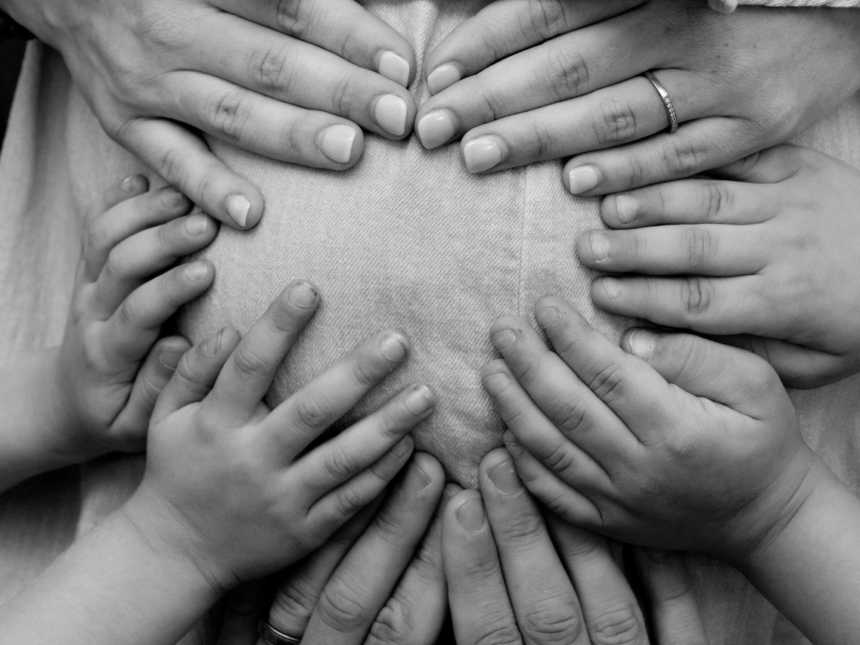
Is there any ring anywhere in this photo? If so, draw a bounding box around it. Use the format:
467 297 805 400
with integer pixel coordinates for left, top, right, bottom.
259 622 302 645
644 71 680 134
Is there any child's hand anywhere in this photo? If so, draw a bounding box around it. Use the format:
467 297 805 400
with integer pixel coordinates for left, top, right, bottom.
123 282 435 590
55 177 217 457
577 145 860 388
482 297 822 561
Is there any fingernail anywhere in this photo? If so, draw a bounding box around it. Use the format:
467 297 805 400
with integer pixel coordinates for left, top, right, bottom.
614 195 639 224
488 457 520 494
625 330 656 359
598 278 622 300
380 332 408 362
158 345 184 370
455 495 486 531
378 50 410 87
185 214 211 236
121 175 145 194
405 384 435 415
491 328 518 350
416 110 457 149
393 436 415 459
225 194 251 228
411 456 435 490
288 281 318 309
427 63 461 95
463 137 504 173
165 190 189 211
568 166 602 195
503 431 523 458
318 125 358 165
587 232 610 264
185 262 211 282
374 94 409 137
537 304 562 327
203 328 227 356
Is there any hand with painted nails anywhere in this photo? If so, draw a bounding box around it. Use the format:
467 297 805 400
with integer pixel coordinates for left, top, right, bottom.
0 176 217 492
579 145 860 388
0 0 416 229
416 0 860 193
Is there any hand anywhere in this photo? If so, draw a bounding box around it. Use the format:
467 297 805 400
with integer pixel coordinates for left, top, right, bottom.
55 176 217 459
126 282 437 592
416 0 860 194
482 297 820 561
1 0 416 228
576 145 860 388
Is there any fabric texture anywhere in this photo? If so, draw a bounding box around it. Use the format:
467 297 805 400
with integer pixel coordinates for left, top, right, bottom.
710 0 860 13
1 3 860 644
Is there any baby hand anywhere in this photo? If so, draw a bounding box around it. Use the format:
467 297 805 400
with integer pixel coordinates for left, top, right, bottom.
55 176 217 458
577 145 860 387
123 282 435 590
482 297 819 562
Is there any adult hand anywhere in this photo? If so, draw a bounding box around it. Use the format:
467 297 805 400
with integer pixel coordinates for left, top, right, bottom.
416 0 860 195
216 454 448 645
1 0 416 228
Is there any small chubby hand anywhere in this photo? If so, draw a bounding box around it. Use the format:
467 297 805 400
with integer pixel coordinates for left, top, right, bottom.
482 296 818 561
578 145 860 388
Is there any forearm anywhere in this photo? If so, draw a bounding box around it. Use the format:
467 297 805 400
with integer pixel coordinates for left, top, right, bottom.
739 462 860 645
0 497 219 645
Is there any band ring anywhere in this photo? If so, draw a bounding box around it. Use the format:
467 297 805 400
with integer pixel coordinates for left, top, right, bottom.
259 622 302 645
644 71 680 134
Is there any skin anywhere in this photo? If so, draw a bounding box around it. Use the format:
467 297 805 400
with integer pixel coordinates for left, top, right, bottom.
417 0 860 194
575 144 860 388
0 0 417 229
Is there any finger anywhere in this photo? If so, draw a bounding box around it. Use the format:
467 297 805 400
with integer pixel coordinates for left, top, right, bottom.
152 327 241 423
564 117 759 197
211 0 415 86
100 261 215 363
712 144 808 183
575 224 764 277
115 117 264 230
731 337 850 389
83 186 191 283
424 0 645 93
289 385 436 500
206 281 320 423
99 174 149 214
600 179 773 230
487 317 639 463
481 359 620 489
93 213 218 317
443 490 523 645
479 450 590 645
548 519 649 645
262 330 410 461
189 17 415 139
591 275 776 336
453 72 714 173
307 436 415 537
110 336 191 451
162 72 364 169
303 455 445 645
621 329 782 418
217 583 266 645
636 551 708 645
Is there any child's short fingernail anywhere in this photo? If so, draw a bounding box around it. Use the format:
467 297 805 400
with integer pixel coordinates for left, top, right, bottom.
185 261 212 282
455 493 486 532
536 304 563 326
378 50 411 87
121 174 147 194
373 94 409 137
427 63 461 95
463 136 505 173
597 278 622 300
225 194 251 228
185 214 212 237
416 109 457 149
625 330 656 359
288 281 319 309
380 332 408 362
586 232 611 264
613 195 639 224
488 455 520 495
568 165 602 195
392 435 414 459
410 454 436 491
158 344 185 369
318 124 359 165
491 328 519 350
405 384 435 415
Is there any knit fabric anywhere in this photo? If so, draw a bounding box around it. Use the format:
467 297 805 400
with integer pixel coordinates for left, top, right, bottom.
710 0 860 13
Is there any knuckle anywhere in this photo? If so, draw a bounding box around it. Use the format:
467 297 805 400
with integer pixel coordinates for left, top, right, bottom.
623 154 646 188
683 227 715 270
249 45 294 93
553 399 590 438
662 140 707 177
205 90 250 143
294 395 331 430
532 121 558 160
680 277 714 316
269 579 318 628
155 146 188 186
542 444 579 481
523 0 570 39
589 606 645 645
323 447 359 482
495 507 545 547
702 181 733 220
273 0 314 37
230 345 270 379
329 74 358 118
586 362 627 404
473 623 522 645
367 599 414 645
318 581 368 632
520 597 584 645
333 486 369 520
594 99 638 146
544 46 591 100
116 297 143 328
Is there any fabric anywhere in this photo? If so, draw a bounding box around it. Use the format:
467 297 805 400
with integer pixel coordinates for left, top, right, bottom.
1 3 860 644
710 0 860 13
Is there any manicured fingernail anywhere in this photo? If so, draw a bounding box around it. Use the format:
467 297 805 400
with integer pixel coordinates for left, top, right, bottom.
587 232 610 263
374 94 409 137
121 175 145 194
185 214 211 236
463 137 504 173
185 262 211 282
614 195 639 224
491 328 518 350
455 495 486 531
568 165 602 195
288 281 318 308
488 457 520 494
625 330 656 359
427 63 461 94
416 109 457 149
405 384 435 415
378 50 411 87
225 194 251 228
380 332 408 362
318 124 358 165
598 278 622 300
